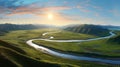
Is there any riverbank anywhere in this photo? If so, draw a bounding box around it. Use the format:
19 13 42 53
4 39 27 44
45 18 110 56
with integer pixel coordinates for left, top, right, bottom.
26 31 120 64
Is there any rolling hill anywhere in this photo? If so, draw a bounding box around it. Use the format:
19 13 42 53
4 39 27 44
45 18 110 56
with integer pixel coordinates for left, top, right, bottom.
0 23 53 35
108 35 120 44
0 40 62 67
64 24 110 37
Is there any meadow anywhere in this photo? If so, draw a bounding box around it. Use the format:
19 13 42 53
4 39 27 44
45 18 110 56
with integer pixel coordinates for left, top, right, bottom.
0 28 119 67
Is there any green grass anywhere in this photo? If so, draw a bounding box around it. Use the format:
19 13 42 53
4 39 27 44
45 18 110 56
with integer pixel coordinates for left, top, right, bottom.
0 46 64 67
42 30 97 40
34 38 120 57
0 28 119 67
33 31 120 57
0 40 26 54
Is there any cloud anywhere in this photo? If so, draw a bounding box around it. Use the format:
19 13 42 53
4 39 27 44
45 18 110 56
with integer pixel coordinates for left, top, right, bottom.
41 6 71 11
0 0 19 8
0 0 40 15
7 5 71 16
0 0 73 23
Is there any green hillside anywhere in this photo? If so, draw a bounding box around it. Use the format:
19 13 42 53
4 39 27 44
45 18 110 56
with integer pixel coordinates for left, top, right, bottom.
0 40 64 67
64 24 110 37
0 23 51 35
0 47 61 67
108 35 120 44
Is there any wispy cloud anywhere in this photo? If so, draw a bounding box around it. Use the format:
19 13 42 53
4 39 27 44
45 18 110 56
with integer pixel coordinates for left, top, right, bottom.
110 9 120 17
7 6 71 16
0 0 39 15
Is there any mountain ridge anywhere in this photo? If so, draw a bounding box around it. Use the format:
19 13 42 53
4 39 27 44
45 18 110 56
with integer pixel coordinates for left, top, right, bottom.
64 24 110 37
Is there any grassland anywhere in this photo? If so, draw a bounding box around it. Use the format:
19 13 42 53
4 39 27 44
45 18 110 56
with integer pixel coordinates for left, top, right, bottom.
33 29 120 57
42 30 97 40
34 39 120 57
0 28 119 67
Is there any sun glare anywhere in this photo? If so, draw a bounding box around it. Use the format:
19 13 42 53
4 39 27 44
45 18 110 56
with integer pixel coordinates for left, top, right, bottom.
48 13 53 20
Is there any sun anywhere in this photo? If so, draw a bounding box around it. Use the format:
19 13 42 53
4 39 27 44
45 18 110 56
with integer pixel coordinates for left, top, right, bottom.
48 13 53 20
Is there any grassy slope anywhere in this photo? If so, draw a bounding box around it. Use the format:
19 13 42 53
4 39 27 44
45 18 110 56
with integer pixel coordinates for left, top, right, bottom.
0 46 62 67
108 34 120 44
0 29 119 67
64 24 110 37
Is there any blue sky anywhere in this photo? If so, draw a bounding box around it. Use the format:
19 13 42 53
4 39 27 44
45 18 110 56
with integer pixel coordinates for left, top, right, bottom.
0 0 120 26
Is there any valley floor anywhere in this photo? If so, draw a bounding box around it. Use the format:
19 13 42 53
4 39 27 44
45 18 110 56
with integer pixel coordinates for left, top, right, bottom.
0 28 120 67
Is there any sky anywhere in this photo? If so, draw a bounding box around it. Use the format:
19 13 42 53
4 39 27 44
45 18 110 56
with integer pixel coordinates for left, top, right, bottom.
0 0 120 26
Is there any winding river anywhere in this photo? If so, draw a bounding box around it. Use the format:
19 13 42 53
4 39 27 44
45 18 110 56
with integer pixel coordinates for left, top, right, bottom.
26 31 120 64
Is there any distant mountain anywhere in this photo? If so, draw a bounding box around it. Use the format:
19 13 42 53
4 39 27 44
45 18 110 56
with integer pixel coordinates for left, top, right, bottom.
102 25 120 30
64 24 110 37
108 35 120 44
0 23 53 35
